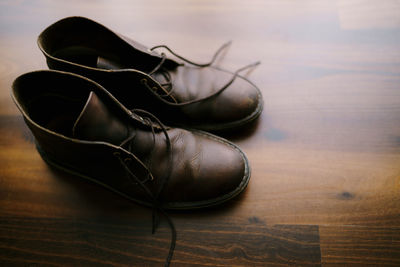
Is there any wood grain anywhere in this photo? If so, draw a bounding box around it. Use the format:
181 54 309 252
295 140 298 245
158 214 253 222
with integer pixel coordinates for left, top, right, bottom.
0 217 321 266
1 0 400 265
320 225 400 266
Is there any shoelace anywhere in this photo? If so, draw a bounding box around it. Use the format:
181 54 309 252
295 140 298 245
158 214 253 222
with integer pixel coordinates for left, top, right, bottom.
114 109 175 267
147 42 260 104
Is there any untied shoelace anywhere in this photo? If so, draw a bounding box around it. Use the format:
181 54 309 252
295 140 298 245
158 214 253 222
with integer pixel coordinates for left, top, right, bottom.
114 109 175 267
114 43 260 266
144 41 260 104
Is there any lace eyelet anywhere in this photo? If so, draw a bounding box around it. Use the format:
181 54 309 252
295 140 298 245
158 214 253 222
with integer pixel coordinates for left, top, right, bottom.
140 78 147 84
152 87 158 91
124 158 132 163
113 152 121 157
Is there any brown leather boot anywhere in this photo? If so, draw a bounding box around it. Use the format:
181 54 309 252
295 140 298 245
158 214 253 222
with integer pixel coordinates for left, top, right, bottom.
12 70 250 209
37 16 263 132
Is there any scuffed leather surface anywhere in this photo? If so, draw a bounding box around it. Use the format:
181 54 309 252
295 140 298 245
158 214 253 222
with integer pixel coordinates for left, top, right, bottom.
12 71 249 208
38 16 262 130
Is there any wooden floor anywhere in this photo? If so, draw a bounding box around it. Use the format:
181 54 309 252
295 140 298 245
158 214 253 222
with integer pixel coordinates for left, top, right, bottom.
1 0 400 266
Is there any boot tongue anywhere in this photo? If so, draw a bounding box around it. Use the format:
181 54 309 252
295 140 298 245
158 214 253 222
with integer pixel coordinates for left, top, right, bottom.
72 91 129 145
